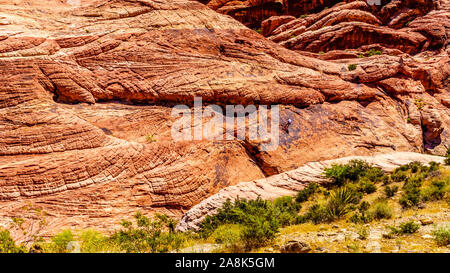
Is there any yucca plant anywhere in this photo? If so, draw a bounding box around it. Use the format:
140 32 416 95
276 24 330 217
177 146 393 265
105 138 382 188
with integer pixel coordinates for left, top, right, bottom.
326 187 358 219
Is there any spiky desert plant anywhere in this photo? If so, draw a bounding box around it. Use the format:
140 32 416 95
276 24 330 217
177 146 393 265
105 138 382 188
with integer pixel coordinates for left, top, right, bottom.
326 186 358 219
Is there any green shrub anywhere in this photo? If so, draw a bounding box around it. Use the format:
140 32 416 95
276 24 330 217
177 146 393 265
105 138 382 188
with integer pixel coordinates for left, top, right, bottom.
406 161 423 173
0 229 25 253
210 224 244 252
393 161 437 178
324 164 350 185
428 161 440 172
381 175 391 185
79 230 110 253
110 212 185 253
445 148 450 165
211 224 242 244
394 164 409 172
358 201 370 212
145 134 157 143
324 160 371 185
296 182 319 203
199 197 301 250
348 64 357 71
389 221 420 235
348 212 373 224
49 230 74 253
364 167 384 182
369 200 392 220
359 178 377 194
405 175 424 188
391 170 407 182
422 178 448 201
301 204 331 224
241 217 278 250
348 201 373 223
432 226 450 246
399 188 421 208
384 185 398 198
357 226 370 240
273 196 302 226
399 175 423 208
365 49 382 57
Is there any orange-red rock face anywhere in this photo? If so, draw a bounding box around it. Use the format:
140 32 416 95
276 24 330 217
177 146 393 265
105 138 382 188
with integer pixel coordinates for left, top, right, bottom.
0 0 448 238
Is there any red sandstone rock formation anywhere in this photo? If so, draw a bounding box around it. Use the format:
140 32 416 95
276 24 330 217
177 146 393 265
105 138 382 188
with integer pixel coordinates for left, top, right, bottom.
0 0 448 238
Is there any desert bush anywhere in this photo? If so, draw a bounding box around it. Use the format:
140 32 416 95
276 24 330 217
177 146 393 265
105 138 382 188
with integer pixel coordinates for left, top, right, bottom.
406 161 423 173
381 175 391 185
145 134 157 142
365 49 382 57
391 170 407 182
384 185 399 198
405 175 424 187
211 224 242 244
241 217 278 250
399 175 423 208
421 178 449 201
324 160 371 185
357 226 370 240
389 221 420 235
432 226 450 246
399 189 421 208
364 167 384 182
48 230 74 253
109 212 185 253
369 200 392 220
296 182 319 203
324 164 350 186
358 178 377 194
348 64 357 71
199 197 301 250
348 212 373 224
358 201 370 212
210 224 244 252
348 202 373 224
79 230 111 253
428 161 440 172
277 197 301 225
393 161 436 178
0 229 25 253
301 204 331 224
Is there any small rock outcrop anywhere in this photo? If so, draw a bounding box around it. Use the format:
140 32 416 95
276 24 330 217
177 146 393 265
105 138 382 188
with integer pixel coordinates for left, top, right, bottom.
280 240 312 253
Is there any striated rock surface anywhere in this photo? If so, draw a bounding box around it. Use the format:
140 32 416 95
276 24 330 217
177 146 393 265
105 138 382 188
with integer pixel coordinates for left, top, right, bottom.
201 0 358 27
0 0 448 239
176 152 446 231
